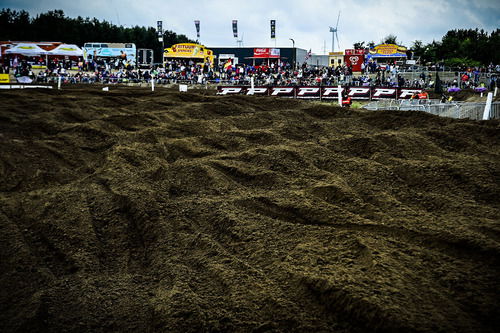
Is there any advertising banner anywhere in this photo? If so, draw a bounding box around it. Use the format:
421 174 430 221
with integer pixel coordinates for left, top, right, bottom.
399 89 422 99
194 20 200 38
369 44 408 57
83 44 136 63
216 86 422 100
165 43 207 58
347 87 371 100
0 74 10 83
321 86 343 99
270 86 294 97
270 20 276 39
344 54 365 72
270 48 280 58
232 20 238 38
48 44 83 57
296 86 321 99
248 87 269 95
253 48 280 58
371 87 397 100
345 49 365 55
5 43 48 56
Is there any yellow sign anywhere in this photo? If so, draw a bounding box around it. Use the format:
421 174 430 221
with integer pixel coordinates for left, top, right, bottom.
0 74 10 83
163 43 214 64
369 44 407 56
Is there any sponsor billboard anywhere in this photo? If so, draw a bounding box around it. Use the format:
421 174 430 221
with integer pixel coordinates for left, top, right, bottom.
321 86 343 99
165 43 209 58
253 48 280 58
345 49 365 55
217 86 422 100
270 87 295 97
371 88 397 99
346 87 370 100
369 44 408 57
0 73 10 83
344 54 365 72
296 86 321 99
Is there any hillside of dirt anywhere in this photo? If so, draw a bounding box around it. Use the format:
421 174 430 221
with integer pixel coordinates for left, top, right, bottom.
1 86 499 333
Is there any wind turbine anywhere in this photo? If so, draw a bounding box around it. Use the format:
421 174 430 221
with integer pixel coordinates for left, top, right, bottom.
329 11 341 52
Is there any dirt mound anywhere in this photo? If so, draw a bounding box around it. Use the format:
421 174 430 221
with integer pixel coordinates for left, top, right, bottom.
1 86 499 332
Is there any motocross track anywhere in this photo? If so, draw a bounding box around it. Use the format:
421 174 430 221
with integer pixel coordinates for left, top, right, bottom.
0 86 499 333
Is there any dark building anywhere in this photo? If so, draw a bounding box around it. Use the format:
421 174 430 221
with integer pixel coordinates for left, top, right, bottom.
208 46 309 68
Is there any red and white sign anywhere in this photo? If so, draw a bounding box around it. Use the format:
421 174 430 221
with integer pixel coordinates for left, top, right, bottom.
217 87 244 95
216 86 424 100
348 87 371 99
270 87 294 96
254 48 280 58
321 87 343 99
247 87 269 95
345 49 365 55
372 88 397 99
344 54 365 72
399 89 422 99
296 86 321 98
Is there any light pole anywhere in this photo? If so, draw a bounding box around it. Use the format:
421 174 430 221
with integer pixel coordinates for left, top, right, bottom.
290 38 295 70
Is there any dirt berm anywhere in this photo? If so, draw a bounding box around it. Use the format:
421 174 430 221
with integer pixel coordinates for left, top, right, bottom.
1 86 499 332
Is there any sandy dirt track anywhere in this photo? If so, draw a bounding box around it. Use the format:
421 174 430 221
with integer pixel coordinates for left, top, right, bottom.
0 86 499 332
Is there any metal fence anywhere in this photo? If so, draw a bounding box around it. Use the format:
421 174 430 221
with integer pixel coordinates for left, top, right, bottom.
363 99 500 120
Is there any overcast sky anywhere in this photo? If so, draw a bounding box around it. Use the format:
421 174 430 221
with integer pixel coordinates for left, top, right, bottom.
3 0 499 53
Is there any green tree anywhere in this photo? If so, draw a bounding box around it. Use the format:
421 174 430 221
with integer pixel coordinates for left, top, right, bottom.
0 8 195 62
382 34 398 44
353 41 365 49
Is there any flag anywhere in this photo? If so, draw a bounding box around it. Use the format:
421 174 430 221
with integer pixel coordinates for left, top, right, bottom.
232 20 238 38
223 58 232 71
157 21 162 36
194 20 200 38
270 20 276 39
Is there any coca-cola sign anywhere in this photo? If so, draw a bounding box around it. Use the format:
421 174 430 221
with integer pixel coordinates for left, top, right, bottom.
253 48 280 58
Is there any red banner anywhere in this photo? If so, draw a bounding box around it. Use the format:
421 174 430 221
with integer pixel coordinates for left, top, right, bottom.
344 54 365 72
345 49 365 55
253 48 280 58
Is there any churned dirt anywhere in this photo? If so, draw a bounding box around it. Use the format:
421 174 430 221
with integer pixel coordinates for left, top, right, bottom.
1 86 499 333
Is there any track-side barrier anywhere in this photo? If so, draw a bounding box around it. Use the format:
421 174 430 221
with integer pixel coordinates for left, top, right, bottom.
0 84 53 89
216 86 424 100
363 99 500 120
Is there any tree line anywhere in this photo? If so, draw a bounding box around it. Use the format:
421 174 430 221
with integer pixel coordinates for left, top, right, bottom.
0 9 194 62
354 29 500 67
1 9 499 67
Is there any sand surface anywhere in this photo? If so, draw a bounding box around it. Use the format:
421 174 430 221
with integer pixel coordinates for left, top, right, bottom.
1 86 499 332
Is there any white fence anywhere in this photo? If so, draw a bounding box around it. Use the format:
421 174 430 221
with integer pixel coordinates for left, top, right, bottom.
363 99 500 120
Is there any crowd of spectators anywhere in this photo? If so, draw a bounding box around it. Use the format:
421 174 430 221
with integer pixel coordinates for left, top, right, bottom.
2 55 499 91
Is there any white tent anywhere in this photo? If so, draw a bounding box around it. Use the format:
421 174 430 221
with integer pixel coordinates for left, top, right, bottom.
5 43 48 56
47 44 83 57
